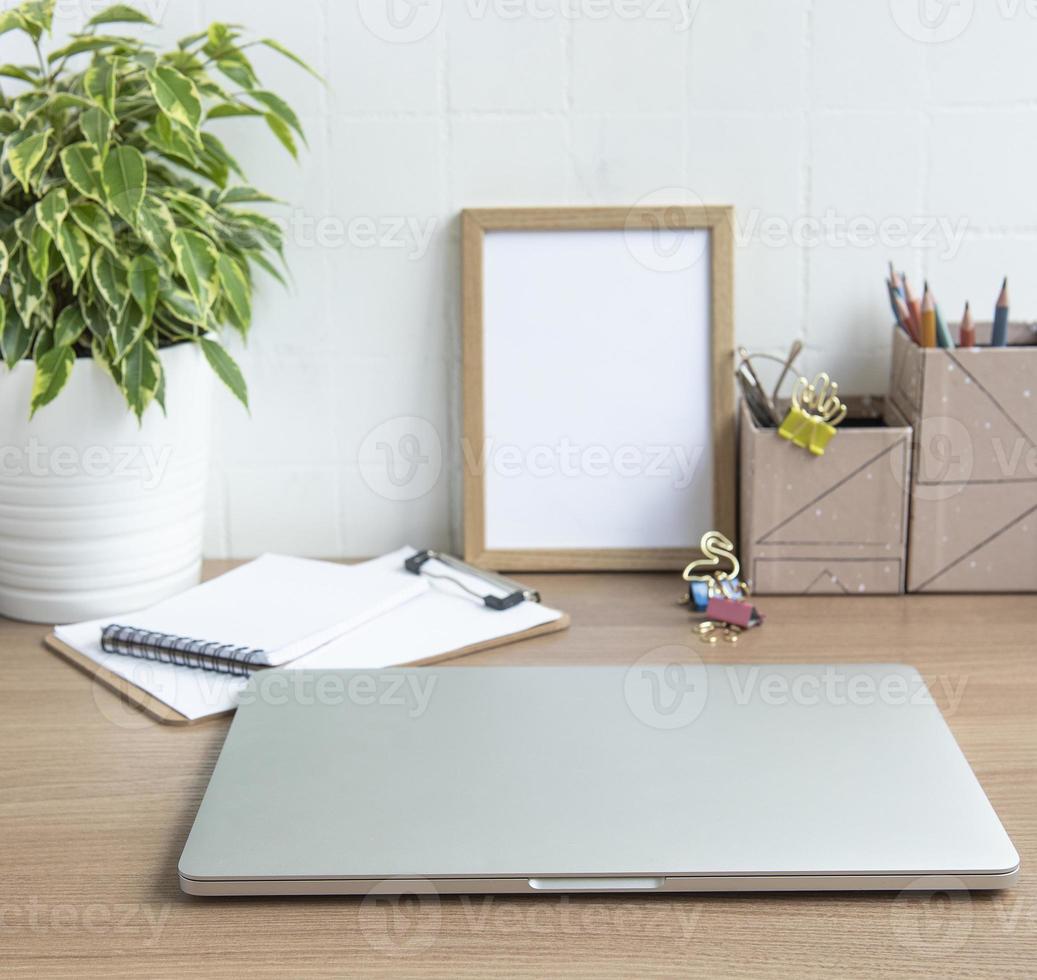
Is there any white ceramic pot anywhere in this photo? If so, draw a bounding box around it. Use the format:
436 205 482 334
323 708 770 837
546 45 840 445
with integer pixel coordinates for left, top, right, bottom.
0 342 212 623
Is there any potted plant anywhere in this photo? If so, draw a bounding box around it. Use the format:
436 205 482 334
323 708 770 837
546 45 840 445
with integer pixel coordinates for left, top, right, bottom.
0 1 314 622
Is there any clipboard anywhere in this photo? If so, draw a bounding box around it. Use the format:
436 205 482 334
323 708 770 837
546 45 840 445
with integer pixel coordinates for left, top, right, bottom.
43 551 570 726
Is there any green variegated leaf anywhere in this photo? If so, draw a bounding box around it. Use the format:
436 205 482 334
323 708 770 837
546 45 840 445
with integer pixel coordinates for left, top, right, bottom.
248 249 287 287
218 185 277 205
158 284 204 325
101 146 146 224
177 29 208 50
90 333 120 385
55 222 91 290
44 93 94 114
215 50 258 90
143 112 199 165
110 298 145 359
264 113 296 159
0 64 38 83
35 188 68 239
217 253 250 331
60 143 105 201
8 131 50 192
30 345 76 418
80 107 113 152
259 38 322 80
200 337 247 408
48 35 130 61
0 10 25 38
162 188 216 232
128 255 159 321
120 336 161 421
18 1 55 37
26 221 52 283
206 102 261 120
171 229 218 312
15 209 37 246
70 202 117 253
84 57 117 117
10 253 46 323
200 132 243 179
147 65 202 130
136 196 175 256
203 22 236 58
234 210 283 251
54 305 87 347
0 239 8 280
87 3 154 27
249 90 306 144
1 304 32 367
90 248 128 313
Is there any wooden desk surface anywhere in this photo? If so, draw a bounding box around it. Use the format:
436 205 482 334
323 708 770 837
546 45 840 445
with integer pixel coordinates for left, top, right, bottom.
2 568 1035 979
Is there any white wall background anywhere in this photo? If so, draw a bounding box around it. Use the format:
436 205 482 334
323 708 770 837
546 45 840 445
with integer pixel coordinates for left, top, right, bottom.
13 0 1037 557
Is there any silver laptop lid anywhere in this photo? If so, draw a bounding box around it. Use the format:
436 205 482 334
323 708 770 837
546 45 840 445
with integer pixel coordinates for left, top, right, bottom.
179 665 1018 889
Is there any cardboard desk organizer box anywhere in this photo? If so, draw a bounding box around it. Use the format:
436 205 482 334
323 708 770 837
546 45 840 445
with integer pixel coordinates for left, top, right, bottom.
888 322 1037 593
739 399 913 595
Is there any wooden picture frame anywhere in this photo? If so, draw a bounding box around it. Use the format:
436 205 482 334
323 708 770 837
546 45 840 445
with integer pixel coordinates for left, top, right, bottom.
461 206 735 571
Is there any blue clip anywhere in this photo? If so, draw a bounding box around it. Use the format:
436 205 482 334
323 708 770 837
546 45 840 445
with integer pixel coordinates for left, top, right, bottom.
688 578 744 611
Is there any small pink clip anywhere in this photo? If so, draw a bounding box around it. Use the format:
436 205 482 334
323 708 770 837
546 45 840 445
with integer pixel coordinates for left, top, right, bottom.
704 596 765 630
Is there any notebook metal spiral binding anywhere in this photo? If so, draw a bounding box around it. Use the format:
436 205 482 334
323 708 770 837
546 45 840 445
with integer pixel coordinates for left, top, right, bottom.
100 624 265 677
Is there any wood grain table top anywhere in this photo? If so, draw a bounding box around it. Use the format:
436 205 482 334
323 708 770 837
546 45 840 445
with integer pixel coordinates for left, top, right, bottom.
2 565 1034 978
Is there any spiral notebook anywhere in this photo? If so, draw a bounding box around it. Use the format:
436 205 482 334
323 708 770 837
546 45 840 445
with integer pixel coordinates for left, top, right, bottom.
45 547 568 724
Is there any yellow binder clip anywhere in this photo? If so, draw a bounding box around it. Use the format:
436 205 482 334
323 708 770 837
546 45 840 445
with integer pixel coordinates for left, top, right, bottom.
778 373 847 456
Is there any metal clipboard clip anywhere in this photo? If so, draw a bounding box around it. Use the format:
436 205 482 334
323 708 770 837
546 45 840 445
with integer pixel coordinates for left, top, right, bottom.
404 550 541 610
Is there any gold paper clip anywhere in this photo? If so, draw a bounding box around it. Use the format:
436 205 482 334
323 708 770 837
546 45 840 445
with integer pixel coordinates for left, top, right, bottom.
778 372 848 456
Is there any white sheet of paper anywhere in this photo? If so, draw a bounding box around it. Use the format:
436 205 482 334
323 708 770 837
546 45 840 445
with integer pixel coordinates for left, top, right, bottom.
287 549 563 671
54 553 428 720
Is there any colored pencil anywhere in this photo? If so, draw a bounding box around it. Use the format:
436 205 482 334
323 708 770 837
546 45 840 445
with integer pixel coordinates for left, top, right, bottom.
921 282 936 348
959 302 975 347
903 275 922 337
892 290 918 344
931 286 955 349
992 276 1009 347
887 278 905 326
888 262 903 297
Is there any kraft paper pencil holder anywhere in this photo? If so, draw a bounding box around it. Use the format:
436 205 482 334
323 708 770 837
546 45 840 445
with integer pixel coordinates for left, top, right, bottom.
888 321 1037 593
739 398 912 595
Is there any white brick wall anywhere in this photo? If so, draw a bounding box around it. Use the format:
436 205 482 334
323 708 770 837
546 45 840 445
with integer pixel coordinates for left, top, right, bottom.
34 0 1037 556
